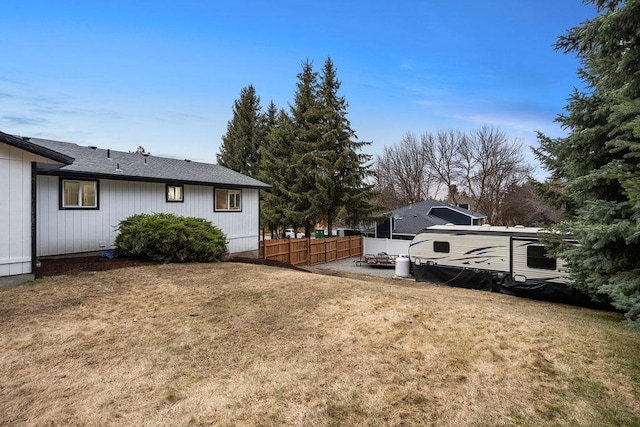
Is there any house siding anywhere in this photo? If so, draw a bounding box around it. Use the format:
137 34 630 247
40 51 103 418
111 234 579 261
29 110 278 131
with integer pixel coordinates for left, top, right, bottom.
36 176 260 256
428 207 473 225
0 143 60 277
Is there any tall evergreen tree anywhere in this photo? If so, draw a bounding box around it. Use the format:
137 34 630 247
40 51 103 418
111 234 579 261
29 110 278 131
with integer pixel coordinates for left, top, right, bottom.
217 85 265 177
259 109 297 237
315 57 378 236
258 100 283 235
264 100 278 132
288 60 324 236
534 0 640 324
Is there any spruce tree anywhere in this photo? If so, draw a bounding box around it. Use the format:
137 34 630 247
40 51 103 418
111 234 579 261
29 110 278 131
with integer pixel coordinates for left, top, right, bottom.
289 60 324 236
264 100 278 133
259 109 297 238
315 57 378 236
257 100 282 235
217 85 265 177
534 0 640 324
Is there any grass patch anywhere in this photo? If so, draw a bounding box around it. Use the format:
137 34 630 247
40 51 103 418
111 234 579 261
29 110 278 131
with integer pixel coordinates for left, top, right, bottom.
1 262 639 426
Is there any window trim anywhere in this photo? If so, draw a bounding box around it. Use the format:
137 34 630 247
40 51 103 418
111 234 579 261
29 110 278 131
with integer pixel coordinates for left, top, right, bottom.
166 184 184 203
214 188 243 212
59 178 99 210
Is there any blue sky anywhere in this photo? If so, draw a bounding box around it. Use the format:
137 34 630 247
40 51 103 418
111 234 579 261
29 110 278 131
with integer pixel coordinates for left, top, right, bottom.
1 1 596 175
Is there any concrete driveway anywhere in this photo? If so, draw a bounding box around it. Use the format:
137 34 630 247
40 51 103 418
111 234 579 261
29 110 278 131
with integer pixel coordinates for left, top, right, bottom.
309 256 410 280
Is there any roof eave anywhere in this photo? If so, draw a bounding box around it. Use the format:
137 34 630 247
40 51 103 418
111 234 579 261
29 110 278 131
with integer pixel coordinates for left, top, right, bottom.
39 169 272 189
0 132 74 165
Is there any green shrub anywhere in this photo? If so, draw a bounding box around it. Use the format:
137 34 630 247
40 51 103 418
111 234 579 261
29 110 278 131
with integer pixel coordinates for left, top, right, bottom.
114 213 228 263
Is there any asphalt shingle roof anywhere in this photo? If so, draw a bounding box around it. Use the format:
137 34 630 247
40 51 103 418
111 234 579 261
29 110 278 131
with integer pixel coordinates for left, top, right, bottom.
364 199 486 236
27 137 270 189
391 210 449 234
394 199 485 220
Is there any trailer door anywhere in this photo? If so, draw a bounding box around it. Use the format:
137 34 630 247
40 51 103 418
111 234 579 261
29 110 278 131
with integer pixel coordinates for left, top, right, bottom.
511 238 568 284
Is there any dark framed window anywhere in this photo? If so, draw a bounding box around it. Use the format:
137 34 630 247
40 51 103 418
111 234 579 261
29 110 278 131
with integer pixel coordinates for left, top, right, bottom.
215 189 242 212
60 178 99 210
434 241 450 253
166 184 184 202
527 245 557 270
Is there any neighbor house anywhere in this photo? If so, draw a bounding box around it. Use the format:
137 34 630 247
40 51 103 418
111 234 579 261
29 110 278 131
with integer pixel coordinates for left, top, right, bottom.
363 199 486 240
0 131 270 284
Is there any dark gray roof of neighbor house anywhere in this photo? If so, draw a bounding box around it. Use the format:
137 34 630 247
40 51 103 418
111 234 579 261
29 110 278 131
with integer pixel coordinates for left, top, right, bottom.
27 136 271 189
392 210 449 234
364 199 486 236
0 131 74 165
393 199 484 219
424 202 485 219
388 200 454 235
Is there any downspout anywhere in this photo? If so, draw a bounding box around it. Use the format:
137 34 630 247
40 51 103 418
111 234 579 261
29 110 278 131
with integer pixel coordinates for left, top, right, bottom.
31 162 37 275
258 189 262 258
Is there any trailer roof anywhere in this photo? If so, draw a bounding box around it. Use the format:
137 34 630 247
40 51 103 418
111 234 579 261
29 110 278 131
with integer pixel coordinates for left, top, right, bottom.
426 224 542 234
415 224 576 241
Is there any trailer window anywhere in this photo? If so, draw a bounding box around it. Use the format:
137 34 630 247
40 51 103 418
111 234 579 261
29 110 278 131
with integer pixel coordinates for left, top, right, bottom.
434 241 450 253
527 245 557 270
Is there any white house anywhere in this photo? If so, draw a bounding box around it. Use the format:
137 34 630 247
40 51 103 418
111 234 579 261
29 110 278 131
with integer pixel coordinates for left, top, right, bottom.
0 131 270 285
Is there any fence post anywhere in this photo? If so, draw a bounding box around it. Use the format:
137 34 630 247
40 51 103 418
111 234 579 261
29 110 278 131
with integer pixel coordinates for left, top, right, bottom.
322 238 325 263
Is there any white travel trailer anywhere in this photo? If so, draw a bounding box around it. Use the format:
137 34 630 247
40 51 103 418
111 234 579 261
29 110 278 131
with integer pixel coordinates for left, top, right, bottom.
408 224 594 305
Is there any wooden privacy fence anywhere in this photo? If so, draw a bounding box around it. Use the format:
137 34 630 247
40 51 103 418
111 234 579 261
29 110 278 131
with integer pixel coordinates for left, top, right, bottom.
260 235 363 266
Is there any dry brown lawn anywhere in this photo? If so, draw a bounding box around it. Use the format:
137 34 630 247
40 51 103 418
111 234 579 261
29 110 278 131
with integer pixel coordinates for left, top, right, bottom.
1 262 639 426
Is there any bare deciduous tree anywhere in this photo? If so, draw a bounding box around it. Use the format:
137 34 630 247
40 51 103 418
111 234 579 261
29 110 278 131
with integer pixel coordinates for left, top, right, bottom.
374 132 441 209
375 126 536 224
422 130 466 205
461 126 532 224
501 181 562 226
